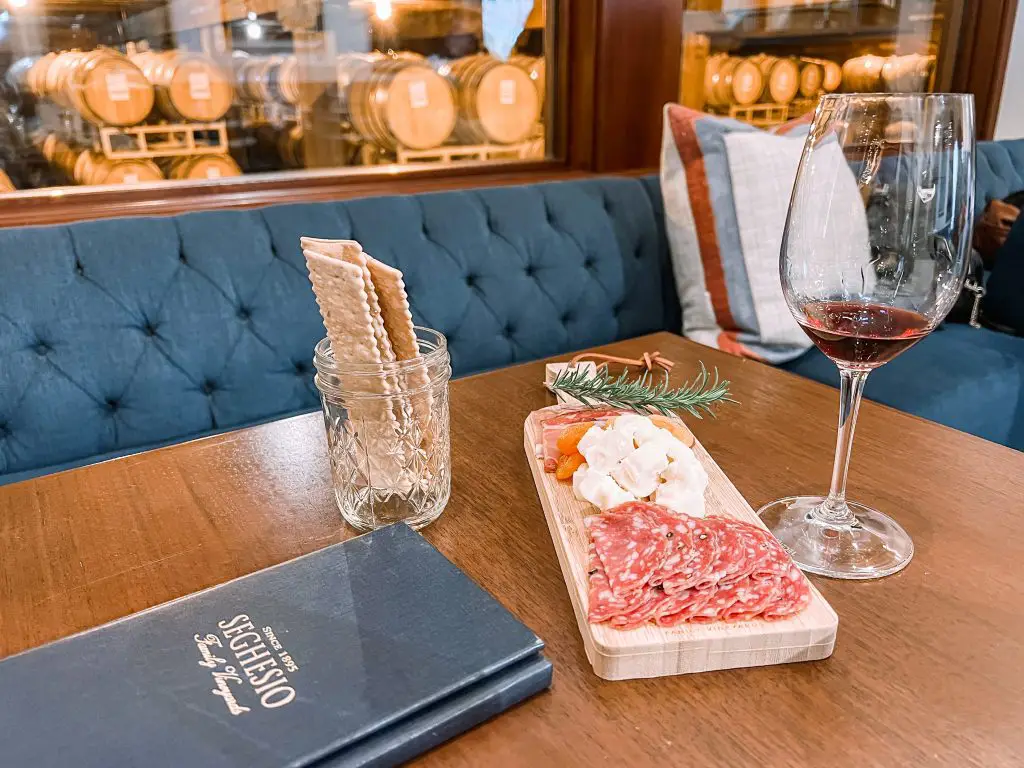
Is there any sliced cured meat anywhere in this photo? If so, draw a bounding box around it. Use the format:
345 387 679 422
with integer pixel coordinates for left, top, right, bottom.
716 520 777 587
647 510 696 584
761 564 812 621
750 534 794 581
538 406 624 471
653 585 714 627
541 406 625 426
586 506 670 598
658 517 719 593
696 517 758 588
719 575 781 622
586 542 630 623
609 587 668 630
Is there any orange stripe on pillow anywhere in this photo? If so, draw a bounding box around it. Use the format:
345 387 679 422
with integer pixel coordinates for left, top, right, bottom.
667 106 738 332
717 330 764 361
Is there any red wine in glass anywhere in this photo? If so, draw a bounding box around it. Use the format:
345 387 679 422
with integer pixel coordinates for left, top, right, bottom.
798 300 931 369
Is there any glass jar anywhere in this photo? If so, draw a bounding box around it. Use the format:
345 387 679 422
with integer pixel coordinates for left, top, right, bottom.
313 327 451 531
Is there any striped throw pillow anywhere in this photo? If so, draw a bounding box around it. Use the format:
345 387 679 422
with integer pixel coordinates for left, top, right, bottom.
659 104 813 363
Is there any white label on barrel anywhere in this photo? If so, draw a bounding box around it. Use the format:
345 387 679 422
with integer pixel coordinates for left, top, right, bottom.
124 173 139 184
207 168 221 179
189 72 212 100
408 80 428 109
105 73 130 102
499 79 516 105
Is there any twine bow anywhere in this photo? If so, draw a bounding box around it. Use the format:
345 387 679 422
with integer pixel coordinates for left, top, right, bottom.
569 350 675 375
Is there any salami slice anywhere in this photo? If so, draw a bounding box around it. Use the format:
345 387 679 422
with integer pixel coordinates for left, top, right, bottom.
761 564 812 621
718 575 781 621
653 585 715 627
716 520 777 586
662 518 719 594
609 586 668 630
586 542 630 623
586 506 670 598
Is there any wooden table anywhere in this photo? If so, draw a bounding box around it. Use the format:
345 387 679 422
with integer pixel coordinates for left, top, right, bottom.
2 332 1023 767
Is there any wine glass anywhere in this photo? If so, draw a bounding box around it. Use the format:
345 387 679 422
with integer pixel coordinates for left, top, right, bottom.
758 93 975 579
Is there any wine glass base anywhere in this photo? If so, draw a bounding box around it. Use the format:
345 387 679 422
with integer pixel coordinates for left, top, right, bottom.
757 496 913 580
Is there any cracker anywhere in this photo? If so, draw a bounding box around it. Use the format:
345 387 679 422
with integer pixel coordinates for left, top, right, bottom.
300 237 396 364
364 254 432 435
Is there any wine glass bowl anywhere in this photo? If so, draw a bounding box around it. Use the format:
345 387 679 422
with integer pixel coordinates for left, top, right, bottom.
758 93 975 580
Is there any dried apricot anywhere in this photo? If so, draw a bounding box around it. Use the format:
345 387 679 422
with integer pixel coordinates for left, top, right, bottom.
555 452 586 481
556 421 596 456
650 414 696 447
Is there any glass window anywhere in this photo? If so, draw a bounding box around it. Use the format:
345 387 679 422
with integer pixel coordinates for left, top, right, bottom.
0 0 553 194
680 0 955 128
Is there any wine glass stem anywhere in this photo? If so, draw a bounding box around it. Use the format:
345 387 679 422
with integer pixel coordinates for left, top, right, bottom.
815 367 870 526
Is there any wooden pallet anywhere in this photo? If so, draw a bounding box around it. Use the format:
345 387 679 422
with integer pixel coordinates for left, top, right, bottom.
723 98 821 128
98 122 229 159
395 139 543 165
524 407 838 680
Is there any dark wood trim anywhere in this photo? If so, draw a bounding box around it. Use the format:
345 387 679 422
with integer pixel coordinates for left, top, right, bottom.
0 163 590 227
951 0 1020 140
591 0 682 172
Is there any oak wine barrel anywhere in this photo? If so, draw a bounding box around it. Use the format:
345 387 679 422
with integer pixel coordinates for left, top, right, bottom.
798 60 824 99
509 54 546 106
447 54 539 145
842 55 885 92
62 50 154 126
343 54 456 150
759 56 800 104
0 168 15 193
161 154 241 180
132 50 233 122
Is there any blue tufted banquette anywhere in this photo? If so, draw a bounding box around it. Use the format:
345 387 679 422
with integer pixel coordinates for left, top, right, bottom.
1 141 1023 485
0 177 678 484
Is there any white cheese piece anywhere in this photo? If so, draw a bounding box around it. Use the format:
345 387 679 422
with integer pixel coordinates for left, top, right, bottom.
653 481 707 517
573 463 633 510
577 424 634 474
611 442 670 499
662 445 709 492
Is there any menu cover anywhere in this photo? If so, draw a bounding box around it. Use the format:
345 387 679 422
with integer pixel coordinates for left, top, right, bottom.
0 524 552 768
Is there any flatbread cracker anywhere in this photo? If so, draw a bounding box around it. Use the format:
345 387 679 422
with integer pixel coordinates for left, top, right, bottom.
364 254 433 436
305 249 409 488
300 237 396 365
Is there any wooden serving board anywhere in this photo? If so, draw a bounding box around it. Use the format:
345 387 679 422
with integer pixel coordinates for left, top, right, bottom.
524 409 838 680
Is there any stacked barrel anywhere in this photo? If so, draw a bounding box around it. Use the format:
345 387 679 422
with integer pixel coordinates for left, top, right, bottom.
130 50 233 122
20 49 154 126
841 54 935 93
704 54 841 109
39 134 163 185
446 54 540 146
234 54 302 107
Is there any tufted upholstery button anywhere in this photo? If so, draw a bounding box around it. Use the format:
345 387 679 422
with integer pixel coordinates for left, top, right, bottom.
237 306 251 321
464 273 477 288
142 322 158 337
635 246 644 261
33 341 52 356
294 361 308 375
583 258 595 269
201 380 216 395
74 260 85 277
524 264 535 277
105 398 119 413
179 252 188 265
561 312 572 324
504 322 515 336
0 422 9 439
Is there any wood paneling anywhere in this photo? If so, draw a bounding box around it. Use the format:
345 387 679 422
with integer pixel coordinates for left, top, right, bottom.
950 0 1020 140
591 0 682 172
2 332 1023 765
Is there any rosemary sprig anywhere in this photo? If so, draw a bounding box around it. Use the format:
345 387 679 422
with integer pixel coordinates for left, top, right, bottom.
551 363 734 419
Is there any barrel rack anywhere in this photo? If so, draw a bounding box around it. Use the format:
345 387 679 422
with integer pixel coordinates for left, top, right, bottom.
97 122 229 159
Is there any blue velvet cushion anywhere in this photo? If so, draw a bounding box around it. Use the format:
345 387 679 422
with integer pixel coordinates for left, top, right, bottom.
0 177 673 483
782 325 1024 448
